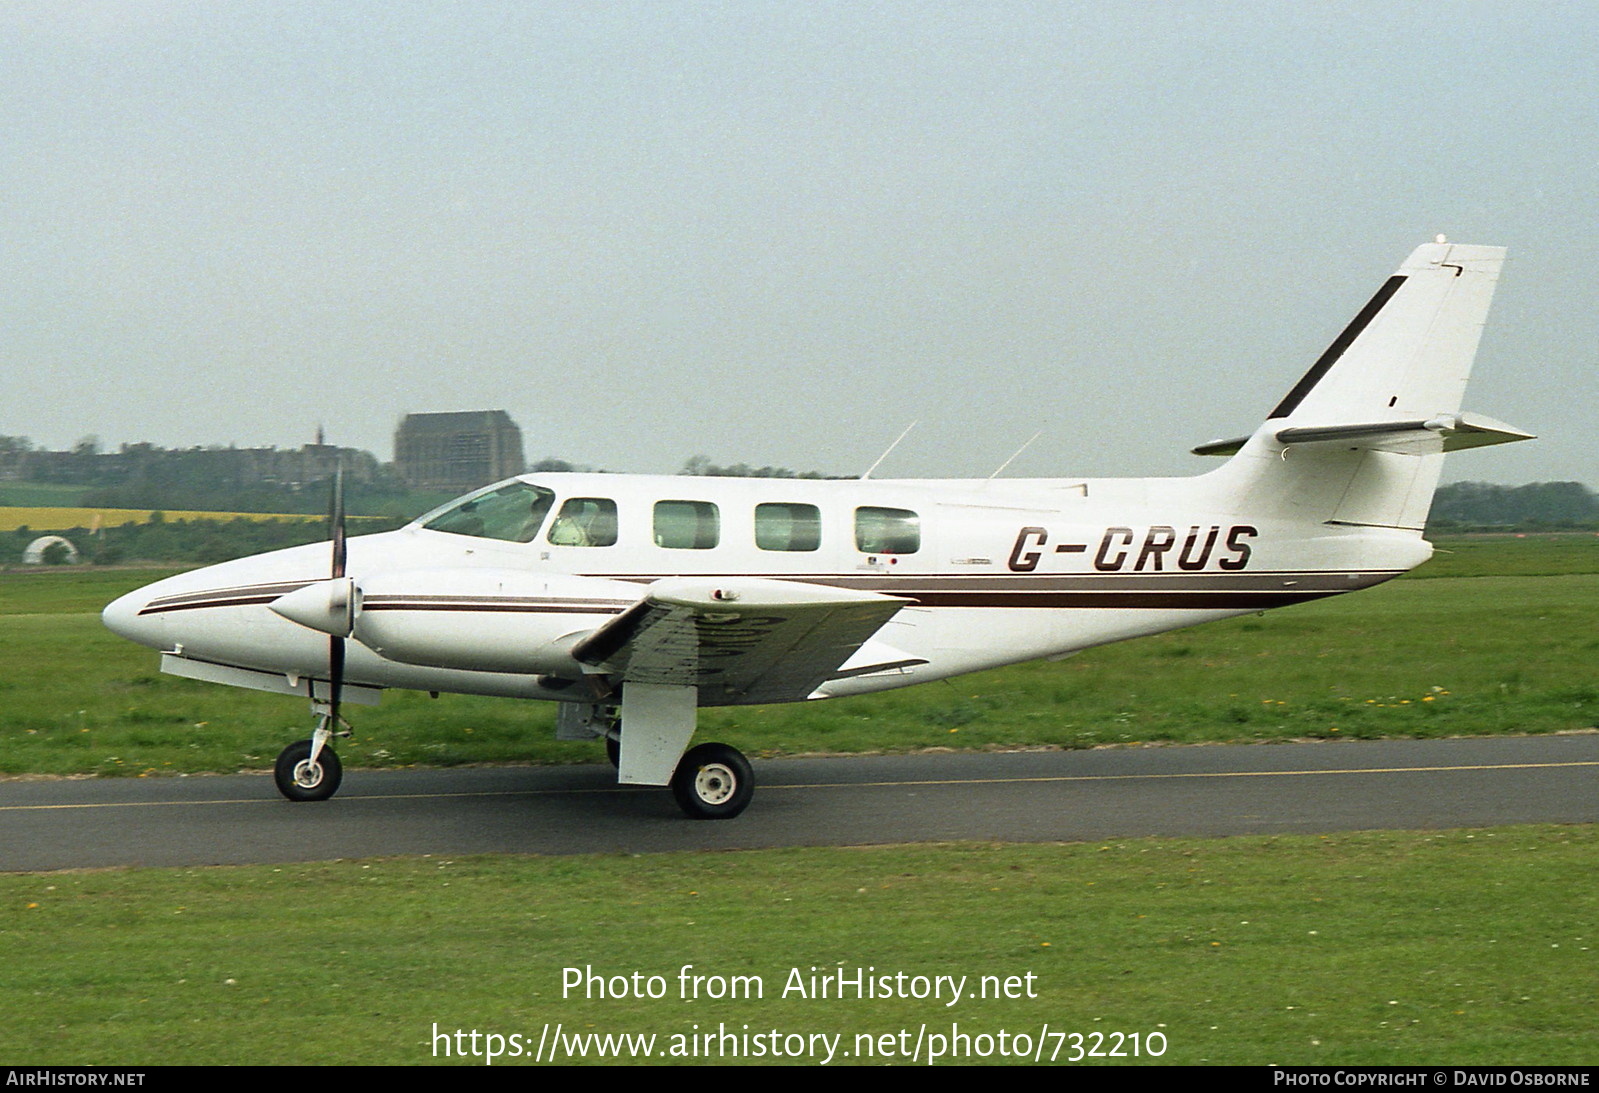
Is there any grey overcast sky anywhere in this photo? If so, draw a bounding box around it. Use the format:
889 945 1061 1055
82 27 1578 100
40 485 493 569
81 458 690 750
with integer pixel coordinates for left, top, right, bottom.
3 1 1594 484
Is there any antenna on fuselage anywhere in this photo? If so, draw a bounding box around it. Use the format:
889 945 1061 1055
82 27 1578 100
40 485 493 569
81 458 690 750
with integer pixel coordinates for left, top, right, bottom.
987 430 1043 480
860 421 918 480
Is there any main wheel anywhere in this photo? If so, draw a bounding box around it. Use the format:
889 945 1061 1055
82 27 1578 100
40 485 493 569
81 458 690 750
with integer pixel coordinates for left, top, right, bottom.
671 743 754 820
273 739 343 802
606 733 621 768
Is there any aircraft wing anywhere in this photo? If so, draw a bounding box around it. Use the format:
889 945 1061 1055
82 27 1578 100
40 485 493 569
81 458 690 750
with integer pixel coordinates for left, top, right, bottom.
571 577 911 705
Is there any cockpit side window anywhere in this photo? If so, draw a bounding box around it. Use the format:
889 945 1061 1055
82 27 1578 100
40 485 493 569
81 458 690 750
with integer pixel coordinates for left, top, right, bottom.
420 482 556 543
547 497 618 547
854 506 920 554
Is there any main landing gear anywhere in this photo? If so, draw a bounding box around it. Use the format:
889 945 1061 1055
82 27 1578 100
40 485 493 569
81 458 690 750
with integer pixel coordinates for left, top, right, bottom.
670 742 754 820
589 695 754 819
604 730 755 819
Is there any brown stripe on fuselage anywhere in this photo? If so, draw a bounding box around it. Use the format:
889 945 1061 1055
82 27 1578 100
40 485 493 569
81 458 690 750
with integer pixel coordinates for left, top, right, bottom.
134 570 1404 617
361 598 627 614
139 579 318 615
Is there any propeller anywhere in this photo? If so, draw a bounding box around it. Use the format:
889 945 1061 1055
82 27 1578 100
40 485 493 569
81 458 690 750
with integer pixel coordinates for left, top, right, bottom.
326 462 347 730
300 461 349 776
267 460 353 800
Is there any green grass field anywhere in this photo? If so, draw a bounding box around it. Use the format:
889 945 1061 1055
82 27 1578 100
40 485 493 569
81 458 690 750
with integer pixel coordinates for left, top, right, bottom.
1418 531 1599 578
0 482 98 507
3 830 1594 1065
2 535 1595 1065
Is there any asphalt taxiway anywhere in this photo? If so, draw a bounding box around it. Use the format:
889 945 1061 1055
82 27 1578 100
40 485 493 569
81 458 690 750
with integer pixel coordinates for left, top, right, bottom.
3 734 1595 872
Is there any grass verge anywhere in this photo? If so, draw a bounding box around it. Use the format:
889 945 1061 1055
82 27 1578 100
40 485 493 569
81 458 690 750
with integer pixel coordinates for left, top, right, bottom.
3 827 1593 1065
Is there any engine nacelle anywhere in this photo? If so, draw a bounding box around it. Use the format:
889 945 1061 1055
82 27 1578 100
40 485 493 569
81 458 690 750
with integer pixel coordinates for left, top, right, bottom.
344 568 640 675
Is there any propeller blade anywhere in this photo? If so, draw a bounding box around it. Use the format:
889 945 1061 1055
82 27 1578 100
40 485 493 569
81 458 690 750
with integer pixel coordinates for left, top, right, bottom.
328 460 346 725
330 462 347 580
329 632 345 727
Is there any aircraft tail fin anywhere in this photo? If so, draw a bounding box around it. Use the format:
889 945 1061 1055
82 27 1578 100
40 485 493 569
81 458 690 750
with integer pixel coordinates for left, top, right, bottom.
1198 241 1531 531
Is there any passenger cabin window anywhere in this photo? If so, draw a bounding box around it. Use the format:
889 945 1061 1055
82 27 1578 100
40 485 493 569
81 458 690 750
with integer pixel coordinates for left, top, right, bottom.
855 506 920 554
755 502 821 552
547 498 618 547
654 500 720 549
421 482 555 543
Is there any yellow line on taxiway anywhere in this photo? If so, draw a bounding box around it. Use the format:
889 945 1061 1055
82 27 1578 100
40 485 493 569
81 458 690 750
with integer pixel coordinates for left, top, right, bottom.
2 759 1594 812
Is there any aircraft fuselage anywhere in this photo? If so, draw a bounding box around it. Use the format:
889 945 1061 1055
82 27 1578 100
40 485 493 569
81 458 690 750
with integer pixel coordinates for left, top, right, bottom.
104 470 1429 707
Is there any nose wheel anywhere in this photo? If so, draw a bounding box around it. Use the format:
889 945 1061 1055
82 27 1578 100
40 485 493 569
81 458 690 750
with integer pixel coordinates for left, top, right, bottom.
273 727 344 802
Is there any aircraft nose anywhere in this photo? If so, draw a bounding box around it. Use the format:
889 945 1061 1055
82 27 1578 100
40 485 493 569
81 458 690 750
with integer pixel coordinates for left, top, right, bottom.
102 588 165 650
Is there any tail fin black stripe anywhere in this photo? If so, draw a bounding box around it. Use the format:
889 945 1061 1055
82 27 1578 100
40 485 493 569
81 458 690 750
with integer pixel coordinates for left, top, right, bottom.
1267 274 1407 420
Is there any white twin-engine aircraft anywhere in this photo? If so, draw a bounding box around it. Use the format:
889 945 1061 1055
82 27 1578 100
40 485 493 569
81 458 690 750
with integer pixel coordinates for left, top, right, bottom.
103 241 1532 818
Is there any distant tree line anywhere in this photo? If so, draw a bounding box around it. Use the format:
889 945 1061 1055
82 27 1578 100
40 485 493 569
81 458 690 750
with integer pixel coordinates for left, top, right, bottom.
10 514 407 567
0 435 455 519
1429 481 1599 530
77 472 442 522
679 455 836 479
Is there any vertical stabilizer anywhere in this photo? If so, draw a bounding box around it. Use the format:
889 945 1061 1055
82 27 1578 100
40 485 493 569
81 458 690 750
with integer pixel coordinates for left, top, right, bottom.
1268 242 1504 427
1203 242 1519 531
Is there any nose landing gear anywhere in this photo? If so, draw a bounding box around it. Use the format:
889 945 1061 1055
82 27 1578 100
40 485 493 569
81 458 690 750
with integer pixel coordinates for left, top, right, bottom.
273 712 348 803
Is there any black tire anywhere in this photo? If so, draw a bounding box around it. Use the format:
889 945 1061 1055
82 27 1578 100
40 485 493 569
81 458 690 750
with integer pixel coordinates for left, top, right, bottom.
670 743 753 820
605 734 621 768
273 739 343 802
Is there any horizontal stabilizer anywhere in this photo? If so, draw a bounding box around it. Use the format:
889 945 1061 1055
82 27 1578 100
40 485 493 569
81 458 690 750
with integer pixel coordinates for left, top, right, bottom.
1275 413 1534 454
1195 412 1533 457
1192 435 1249 457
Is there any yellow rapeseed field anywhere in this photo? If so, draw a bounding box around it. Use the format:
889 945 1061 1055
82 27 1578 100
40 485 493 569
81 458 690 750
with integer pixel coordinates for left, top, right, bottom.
0 507 326 532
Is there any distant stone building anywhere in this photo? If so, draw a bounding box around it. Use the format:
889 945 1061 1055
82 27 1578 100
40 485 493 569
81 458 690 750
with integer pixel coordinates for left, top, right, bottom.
393 410 525 492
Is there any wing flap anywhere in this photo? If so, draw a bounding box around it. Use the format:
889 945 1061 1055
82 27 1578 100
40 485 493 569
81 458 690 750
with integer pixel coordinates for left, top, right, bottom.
572 577 908 705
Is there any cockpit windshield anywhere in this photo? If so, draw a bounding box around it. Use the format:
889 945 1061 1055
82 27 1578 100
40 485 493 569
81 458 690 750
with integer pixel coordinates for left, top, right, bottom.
419 481 556 543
